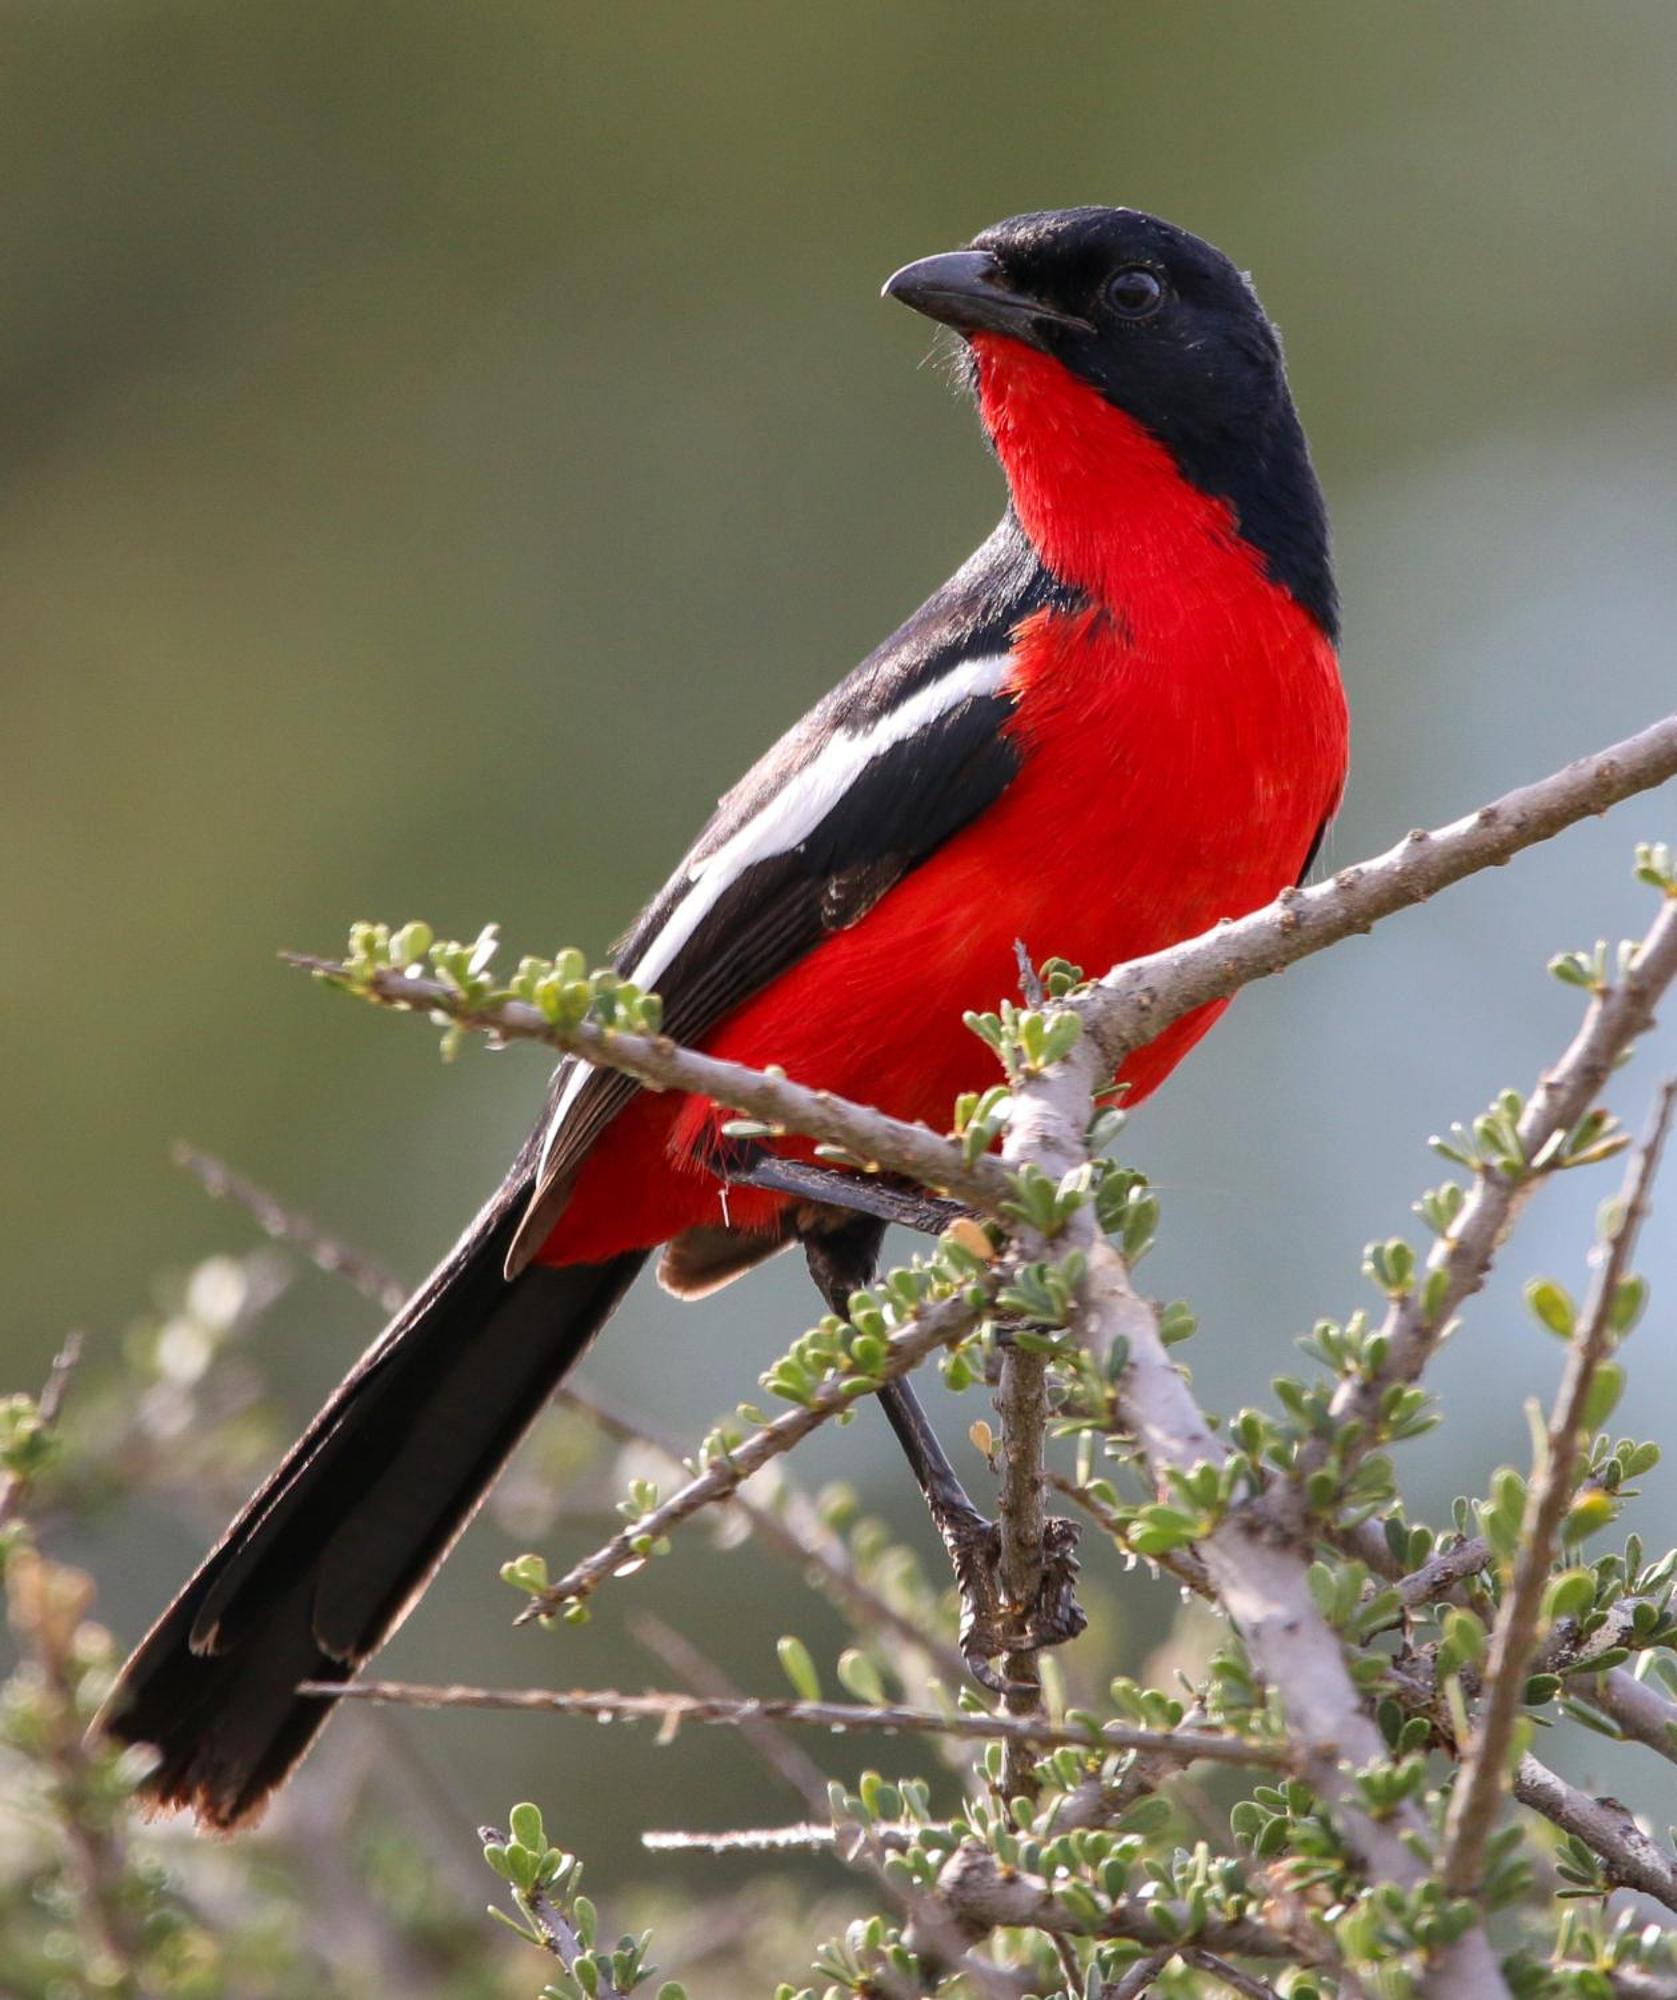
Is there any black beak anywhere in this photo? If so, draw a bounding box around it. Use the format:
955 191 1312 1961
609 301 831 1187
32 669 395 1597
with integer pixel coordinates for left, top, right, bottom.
882 248 1091 346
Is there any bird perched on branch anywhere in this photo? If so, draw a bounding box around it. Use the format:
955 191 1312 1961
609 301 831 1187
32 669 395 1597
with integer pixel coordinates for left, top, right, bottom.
102 206 1348 1827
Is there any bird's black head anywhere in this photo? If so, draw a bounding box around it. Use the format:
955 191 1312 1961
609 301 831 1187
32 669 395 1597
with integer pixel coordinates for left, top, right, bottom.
885 207 1336 638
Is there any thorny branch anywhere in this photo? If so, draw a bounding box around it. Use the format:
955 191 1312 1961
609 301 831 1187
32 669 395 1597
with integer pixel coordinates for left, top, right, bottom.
1441 1079 1677 1899
1295 885 1677 1519
516 1289 987 1620
303 1678 1291 1766
559 1386 969 1685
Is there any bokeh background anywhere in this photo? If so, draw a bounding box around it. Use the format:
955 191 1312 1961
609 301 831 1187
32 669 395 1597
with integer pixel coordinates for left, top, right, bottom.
4 0 1675 1968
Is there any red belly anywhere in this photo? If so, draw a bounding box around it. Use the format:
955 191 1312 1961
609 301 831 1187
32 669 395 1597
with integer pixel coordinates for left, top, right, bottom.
539 592 1347 1269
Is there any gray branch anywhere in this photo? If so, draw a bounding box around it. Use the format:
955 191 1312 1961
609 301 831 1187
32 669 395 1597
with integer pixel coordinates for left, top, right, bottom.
1513 1756 1677 1909
1314 887 1677 1476
302 1676 1289 1765
1080 1246 1512 2000
1441 1079 1676 1900
559 1387 969 1685
937 1843 1305 1961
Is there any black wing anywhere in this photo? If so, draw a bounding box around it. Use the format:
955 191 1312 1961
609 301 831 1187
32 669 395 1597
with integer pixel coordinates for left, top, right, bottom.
504 512 1083 1274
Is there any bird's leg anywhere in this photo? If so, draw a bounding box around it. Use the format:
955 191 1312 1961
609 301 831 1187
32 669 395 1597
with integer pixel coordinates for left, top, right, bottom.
800 1212 1005 1687
713 1155 1086 1685
796 1210 1084 1692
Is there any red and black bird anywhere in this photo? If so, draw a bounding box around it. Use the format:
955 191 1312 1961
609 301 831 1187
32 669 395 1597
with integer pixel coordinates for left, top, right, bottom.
103 206 1350 1827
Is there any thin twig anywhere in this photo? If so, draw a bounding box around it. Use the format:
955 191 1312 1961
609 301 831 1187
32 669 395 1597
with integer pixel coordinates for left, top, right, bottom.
0 1333 83 1529
560 1387 967 1684
519 1291 987 1621
1310 892 1677 1485
1513 1755 1677 1911
1180 1949 1285 2000
642 1822 893 1854
288 949 1011 1214
1442 1079 1676 1897
172 1143 411 1312
1396 1537 1497 1611
1107 1952 1172 1999
1050 1470 1215 1601
479 1822 626 2000
303 1678 1291 1766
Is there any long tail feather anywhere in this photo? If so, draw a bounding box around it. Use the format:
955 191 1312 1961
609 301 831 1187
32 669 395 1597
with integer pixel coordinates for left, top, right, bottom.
97 1185 642 1829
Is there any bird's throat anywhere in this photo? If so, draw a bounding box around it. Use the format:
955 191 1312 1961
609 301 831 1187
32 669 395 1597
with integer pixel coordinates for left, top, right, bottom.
971 335 1270 636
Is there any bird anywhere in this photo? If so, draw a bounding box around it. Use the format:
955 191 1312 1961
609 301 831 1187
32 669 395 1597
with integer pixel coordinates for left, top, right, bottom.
100 205 1349 1829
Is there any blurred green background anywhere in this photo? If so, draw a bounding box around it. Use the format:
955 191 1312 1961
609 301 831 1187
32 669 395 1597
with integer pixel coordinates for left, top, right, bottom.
4 0 1675 1923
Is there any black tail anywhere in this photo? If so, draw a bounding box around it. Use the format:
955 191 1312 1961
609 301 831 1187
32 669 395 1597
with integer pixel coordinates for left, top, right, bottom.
98 1181 644 1829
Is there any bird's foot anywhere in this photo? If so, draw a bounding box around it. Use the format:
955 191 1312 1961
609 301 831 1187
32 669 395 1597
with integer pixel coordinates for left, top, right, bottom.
935 1505 1087 1694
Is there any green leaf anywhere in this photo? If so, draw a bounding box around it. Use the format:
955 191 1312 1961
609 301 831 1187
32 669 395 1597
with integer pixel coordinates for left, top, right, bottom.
1524 1277 1576 1339
1441 1606 1487 1666
1609 1275 1648 1335
776 1634 821 1702
1542 1569 1596 1622
1582 1362 1625 1433
836 1648 887 1705
500 1552 550 1596
1561 1488 1617 1544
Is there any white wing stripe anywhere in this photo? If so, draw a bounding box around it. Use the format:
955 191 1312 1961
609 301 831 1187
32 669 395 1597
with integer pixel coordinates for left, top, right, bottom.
535 648 1015 1175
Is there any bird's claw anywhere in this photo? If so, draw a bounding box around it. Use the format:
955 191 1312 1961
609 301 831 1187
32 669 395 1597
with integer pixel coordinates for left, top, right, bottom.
939 1509 1087 1695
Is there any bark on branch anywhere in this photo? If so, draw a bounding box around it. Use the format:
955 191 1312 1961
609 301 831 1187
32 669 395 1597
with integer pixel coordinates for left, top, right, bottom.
1441 1080 1676 1900
1080 1245 1512 1999
303 1677 1290 1766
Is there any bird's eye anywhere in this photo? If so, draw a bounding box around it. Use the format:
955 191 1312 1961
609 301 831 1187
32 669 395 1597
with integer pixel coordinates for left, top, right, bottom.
1106 266 1165 320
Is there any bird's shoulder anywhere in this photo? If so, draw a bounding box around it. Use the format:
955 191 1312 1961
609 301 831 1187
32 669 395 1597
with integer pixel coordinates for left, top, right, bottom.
634 510 1082 936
